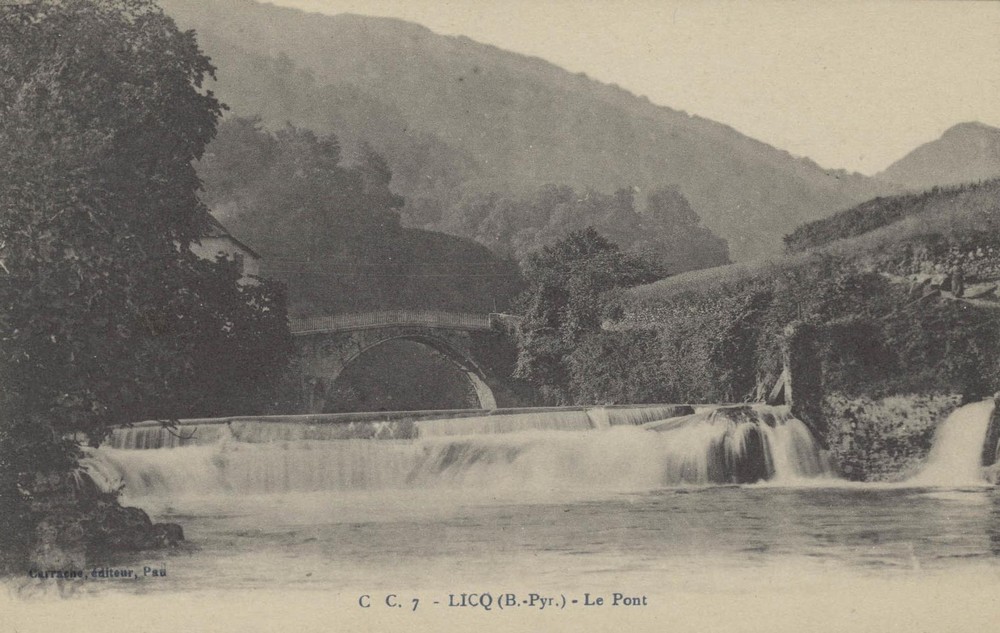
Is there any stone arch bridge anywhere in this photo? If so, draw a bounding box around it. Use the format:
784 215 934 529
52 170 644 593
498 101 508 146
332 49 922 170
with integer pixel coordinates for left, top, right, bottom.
292 310 512 413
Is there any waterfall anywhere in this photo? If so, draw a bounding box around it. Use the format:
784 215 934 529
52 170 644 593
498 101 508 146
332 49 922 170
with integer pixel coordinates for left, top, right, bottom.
83 404 831 499
643 405 831 484
910 399 997 486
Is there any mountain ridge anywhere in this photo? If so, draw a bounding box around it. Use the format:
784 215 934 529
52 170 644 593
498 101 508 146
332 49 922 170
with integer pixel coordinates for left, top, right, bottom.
877 122 1000 191
162 0 899 260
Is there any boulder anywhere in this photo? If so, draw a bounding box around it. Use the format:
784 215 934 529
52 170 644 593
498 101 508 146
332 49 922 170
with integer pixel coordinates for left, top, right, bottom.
23 468 187 576
104 504 155 550
150 523 185 547
79 499 160 552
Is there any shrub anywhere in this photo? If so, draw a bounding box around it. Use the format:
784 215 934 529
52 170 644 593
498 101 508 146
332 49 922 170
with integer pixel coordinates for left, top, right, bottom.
823 393 959 481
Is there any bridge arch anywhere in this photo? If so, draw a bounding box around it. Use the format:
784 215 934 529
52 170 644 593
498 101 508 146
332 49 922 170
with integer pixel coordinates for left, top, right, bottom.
292 311 503 414
333 333 497 411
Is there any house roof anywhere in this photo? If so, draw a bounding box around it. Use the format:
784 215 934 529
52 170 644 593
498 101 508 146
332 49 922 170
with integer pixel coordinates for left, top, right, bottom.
202 214 261 259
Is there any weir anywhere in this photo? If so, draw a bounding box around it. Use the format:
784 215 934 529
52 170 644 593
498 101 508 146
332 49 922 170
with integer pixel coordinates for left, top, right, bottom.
84 398 1000 499
104 404 699 448
84 404 834 497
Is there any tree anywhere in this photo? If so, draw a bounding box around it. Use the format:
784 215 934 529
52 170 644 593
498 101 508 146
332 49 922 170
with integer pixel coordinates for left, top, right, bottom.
566 330 668 405
161 256 295 418
646 185 701 227
356 141 405 214
514 228 665 402
0 0 291 568
435 183 730 273
199 119 411 312
632 186 731 274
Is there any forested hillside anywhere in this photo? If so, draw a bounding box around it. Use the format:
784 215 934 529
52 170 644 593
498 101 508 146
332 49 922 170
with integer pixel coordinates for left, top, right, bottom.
199 118 523 315
426 184 730 273
161 0 894 261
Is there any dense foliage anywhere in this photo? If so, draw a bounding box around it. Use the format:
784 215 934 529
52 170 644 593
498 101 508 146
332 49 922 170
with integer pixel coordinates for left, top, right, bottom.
514 242 931 409
0 0 292 570
198 117 524 314
411 183 731 273
548 249 1000 414
213 36 735 270
200 117 405 256
547 174 1000 480
513 228 666 403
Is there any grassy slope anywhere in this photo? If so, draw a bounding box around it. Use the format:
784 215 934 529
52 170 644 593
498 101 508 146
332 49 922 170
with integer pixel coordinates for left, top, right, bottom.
784 179 1000 253
630 179 1000 303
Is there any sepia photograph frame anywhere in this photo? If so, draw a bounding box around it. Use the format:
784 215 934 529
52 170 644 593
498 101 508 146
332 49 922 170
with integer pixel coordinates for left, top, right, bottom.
3 1 1000 631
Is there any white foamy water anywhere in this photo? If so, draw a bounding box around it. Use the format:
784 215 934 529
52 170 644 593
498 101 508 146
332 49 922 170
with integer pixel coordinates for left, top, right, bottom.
83 405 832 499
910 399 997 486
644 405 832 485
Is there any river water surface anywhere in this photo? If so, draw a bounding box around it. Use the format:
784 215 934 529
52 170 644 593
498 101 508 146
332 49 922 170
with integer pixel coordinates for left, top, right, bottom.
8 403 1000 632
92 483 1000 593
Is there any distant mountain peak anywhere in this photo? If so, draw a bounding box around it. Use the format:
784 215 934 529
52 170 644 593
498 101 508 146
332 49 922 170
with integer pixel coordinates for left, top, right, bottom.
944 121 1000 135
878 121 1000 191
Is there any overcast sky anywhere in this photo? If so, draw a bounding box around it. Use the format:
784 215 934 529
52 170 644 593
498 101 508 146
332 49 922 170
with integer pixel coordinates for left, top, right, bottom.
269 0 1000 175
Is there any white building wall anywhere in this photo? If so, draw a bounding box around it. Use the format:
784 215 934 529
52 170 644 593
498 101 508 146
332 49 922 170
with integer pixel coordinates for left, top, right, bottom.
190 237 261 283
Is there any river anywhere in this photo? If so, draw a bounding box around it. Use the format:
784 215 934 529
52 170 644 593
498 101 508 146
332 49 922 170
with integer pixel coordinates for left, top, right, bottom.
6 401 1000 632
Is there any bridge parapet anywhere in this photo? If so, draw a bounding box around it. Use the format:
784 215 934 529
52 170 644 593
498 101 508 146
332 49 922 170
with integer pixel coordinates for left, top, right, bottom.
290 310 494 334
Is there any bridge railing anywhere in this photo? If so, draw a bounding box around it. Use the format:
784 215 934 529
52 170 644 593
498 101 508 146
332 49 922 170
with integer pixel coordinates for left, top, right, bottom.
290 310 495 334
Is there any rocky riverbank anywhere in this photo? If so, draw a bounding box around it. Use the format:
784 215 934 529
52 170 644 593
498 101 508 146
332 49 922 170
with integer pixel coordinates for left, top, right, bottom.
11 471 183 574
822 393 961 481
